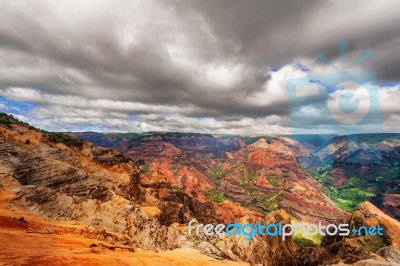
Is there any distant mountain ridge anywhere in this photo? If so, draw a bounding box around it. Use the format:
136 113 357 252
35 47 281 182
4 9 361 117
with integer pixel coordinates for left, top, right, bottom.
69 131 400 220
68 131 349 223
1 113 400 265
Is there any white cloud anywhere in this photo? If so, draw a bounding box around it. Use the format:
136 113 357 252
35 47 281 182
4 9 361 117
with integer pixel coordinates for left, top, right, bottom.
0 103 7 111
0 0 399 133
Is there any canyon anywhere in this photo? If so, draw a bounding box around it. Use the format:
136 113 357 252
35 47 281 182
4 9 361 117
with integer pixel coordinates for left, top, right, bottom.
0 113 400 265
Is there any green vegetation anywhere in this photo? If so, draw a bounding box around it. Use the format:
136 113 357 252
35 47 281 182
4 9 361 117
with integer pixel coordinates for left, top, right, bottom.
210 164 237 180
211 164 223 180
111 132 147 142
173 167 179 175
0 113 84 148
292 218 323 247
345 176 361 187
0 116 11 126
162 132 211 138
140 163 150 172
261 189 283 213
365 237 386 252
294 236 319 247
371 176 384 184
305 167 330 183
238 165 258 197
44 131 84 148
258 208 268 217
110 131 212 142
293 233 323 247
171 183 186 192
267 174 284 188
262 200 278 212
0 113 31 127
324 186 375 212
307 167 376 212
204 188 225 202
239 169 258 184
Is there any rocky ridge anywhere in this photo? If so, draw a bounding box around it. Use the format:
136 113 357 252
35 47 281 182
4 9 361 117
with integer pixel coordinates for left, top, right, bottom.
0 116 297 265
1 115 400 265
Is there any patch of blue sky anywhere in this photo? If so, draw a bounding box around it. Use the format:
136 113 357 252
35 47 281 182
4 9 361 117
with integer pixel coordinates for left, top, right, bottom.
379 81 399 87
271 66 281 72
199 116 215 122
0 96 36 114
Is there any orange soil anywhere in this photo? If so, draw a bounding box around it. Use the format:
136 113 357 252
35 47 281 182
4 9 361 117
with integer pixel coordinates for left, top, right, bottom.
0 191 247 266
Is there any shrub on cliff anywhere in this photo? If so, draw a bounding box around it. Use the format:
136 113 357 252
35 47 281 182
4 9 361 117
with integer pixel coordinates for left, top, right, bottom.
44 132 84 148
0 113 30 127
204 188 225 202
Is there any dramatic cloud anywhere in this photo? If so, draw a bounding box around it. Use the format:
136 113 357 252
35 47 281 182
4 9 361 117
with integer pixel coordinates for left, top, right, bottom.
0 0 399 134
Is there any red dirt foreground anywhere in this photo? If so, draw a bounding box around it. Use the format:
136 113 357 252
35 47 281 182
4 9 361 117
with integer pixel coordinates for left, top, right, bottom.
0 191 246 266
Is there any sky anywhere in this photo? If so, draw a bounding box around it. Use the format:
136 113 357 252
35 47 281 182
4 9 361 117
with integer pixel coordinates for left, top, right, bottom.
0 0 400 134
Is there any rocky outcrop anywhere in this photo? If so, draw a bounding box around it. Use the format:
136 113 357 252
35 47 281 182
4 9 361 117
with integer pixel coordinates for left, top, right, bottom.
71 131 349 224
321 202 400 265
348 202 400 250
3 117 399 265
217 210 298 266
0 121 299 265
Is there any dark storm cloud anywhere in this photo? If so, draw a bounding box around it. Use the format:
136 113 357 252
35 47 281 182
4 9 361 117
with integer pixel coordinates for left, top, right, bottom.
0 0 399 133
176 0 400 75
171 0 320 65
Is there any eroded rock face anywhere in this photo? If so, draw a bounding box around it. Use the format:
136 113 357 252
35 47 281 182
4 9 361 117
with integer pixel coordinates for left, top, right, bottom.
217 210 298 266
321 202 400 265
7 119 400 265
348 202 400 250
71 132 349 224
0 123 299 265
